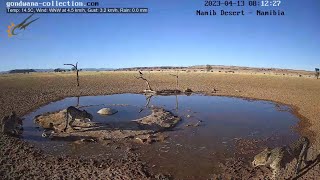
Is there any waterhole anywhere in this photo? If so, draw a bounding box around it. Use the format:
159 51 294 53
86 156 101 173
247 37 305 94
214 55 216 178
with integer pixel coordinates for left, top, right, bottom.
22 94 300 179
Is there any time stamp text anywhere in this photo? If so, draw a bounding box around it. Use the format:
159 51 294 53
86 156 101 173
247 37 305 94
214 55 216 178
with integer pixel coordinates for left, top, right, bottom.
6 0 285 16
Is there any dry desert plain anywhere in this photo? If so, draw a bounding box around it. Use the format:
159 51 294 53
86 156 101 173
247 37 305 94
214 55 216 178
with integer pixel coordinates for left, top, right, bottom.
0 70 320 179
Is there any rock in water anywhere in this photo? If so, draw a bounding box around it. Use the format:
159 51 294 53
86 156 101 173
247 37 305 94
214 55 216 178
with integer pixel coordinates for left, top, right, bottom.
97 108 118 115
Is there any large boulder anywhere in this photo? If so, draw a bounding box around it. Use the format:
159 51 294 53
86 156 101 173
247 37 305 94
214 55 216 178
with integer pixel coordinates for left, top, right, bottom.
97 108 118 115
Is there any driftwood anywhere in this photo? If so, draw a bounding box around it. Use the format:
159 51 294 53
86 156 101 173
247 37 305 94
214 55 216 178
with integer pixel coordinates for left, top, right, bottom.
64 62 79 86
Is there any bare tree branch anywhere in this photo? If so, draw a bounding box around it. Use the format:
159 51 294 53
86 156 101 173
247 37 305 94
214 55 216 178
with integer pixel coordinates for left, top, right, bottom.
63 64 76 68
135 75 153 91
64 62 79 86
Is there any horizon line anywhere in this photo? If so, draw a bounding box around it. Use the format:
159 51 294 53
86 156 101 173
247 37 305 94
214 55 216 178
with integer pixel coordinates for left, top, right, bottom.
1 64 317 73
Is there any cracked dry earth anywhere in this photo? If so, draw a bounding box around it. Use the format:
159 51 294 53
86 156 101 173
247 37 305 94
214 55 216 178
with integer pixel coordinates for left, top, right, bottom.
0 71 320 179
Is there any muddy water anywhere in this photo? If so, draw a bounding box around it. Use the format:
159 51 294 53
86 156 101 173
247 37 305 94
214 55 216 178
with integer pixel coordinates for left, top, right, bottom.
22 94 151 153
22 94 300 179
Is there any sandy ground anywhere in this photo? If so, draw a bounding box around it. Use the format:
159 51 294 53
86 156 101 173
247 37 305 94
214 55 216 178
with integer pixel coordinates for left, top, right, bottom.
0 71 320 179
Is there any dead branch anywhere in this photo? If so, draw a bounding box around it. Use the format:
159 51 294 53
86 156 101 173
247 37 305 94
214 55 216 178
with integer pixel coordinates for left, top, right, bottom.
64 62 79 86
170 72 179 90
135 75 153 91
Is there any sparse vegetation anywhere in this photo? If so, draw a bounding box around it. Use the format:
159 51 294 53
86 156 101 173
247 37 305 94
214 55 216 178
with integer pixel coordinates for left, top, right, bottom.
9 69 36 74
54 68 66 72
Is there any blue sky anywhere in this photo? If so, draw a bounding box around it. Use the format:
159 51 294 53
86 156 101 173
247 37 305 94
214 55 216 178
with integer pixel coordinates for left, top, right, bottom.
0 0 319 71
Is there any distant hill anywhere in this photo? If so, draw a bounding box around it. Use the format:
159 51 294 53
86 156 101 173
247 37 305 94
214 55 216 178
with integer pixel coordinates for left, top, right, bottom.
0 68 114 74
116 65 314 73
34 69 54 72
116 66 187 71
50 68 114 72
82 68 114 71
1 66 315 75
34 68 114 72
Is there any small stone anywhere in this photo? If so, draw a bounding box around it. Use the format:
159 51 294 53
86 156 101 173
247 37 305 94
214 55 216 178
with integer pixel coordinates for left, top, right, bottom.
155 173 171 180
126 147 134 152
194 122 201 127
80 138 96 142
146 138 155 144
125 135 135 139
73 127 82 130
135 137 146 144
212 88 218 93
97 108 118 115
